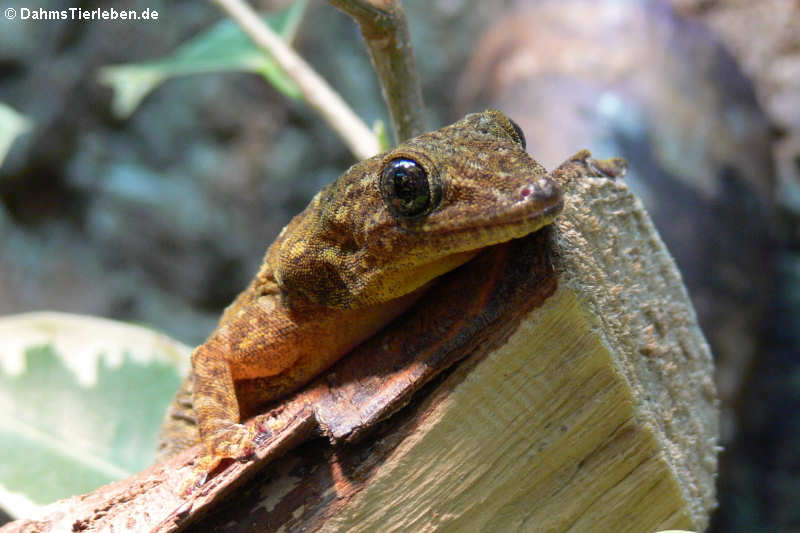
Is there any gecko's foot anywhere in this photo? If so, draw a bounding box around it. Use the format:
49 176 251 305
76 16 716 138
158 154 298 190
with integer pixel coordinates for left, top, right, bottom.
178 424 260 497
207 422 259 460
588 156 628 179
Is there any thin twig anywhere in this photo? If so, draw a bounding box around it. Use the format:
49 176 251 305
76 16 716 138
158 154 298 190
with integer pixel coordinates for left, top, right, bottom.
327 0 426 143
211 0 381 160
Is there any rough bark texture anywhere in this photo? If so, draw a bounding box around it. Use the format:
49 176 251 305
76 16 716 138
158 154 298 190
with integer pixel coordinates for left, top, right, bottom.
0 163 718 533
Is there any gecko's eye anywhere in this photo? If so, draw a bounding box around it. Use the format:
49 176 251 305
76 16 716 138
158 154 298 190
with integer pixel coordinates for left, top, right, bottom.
380 158 441 219
508 119 526 150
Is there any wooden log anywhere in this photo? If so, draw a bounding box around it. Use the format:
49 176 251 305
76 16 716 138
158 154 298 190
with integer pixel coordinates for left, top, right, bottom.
181 156 720 532
0 155 718 533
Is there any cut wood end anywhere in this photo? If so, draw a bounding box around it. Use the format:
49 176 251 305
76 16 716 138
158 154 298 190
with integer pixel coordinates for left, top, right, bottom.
555 176 718 527
310 173 718 532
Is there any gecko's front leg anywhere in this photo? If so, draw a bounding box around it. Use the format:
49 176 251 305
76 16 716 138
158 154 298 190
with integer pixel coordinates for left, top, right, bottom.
180 339 261 494
189 287 421 473
190 292 307 466
191 342 258 462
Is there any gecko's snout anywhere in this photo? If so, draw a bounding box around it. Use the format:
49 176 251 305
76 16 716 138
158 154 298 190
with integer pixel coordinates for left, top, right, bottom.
518 177 558 203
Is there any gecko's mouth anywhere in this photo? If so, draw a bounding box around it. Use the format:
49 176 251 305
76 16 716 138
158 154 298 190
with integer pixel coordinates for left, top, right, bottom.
483 196 563 238
506 191 563 225
447 177 563 241
416 193 562 261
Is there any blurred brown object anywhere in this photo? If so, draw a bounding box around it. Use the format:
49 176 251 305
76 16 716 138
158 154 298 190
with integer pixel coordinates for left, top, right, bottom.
458 0 775 429
669 0 800 134
668 0 800 235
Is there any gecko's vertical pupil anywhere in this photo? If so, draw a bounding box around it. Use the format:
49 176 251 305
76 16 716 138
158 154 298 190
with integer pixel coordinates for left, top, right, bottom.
380 158 439 218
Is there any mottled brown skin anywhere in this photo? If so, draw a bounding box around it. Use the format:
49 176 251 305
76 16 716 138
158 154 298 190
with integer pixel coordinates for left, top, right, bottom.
189 110 563 472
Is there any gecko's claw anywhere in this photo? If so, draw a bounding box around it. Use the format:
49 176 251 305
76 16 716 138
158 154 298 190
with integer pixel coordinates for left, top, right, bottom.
588 156 628 179
178 459 210 497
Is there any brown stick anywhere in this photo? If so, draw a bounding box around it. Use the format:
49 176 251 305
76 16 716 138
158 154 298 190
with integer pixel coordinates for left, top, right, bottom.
327 0 426 143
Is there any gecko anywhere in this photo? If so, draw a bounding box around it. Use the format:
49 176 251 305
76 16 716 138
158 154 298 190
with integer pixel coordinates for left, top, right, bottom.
168 110 564 474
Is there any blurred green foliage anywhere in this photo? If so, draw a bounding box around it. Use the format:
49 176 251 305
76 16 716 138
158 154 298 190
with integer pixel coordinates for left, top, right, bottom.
0 313 189 517
98 0 308 118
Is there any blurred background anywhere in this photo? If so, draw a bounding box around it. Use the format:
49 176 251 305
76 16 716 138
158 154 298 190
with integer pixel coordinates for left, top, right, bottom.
0 0 797 530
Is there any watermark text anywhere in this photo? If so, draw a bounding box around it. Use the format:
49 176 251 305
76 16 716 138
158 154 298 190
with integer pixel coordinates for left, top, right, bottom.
5 7 159 22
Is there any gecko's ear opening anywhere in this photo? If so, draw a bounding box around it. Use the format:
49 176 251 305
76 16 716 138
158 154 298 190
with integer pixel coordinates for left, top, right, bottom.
508 119 527 150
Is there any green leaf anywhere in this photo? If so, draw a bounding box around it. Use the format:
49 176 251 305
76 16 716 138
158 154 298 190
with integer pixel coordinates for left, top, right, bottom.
98 0 308 118
373 119 390 152
0 102 32 169
0 312 190 518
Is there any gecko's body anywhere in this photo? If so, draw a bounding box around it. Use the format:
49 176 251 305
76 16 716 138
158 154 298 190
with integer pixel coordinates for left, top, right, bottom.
185 110 563 468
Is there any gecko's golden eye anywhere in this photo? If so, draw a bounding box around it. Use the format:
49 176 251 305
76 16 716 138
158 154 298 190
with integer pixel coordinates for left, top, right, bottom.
508 119 526 150
380 158 441 219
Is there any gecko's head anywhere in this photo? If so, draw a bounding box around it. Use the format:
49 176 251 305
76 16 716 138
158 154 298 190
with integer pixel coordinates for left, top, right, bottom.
274 110 563 308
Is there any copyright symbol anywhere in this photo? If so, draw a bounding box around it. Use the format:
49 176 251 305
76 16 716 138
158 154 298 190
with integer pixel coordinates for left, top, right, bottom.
5 7 16 19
